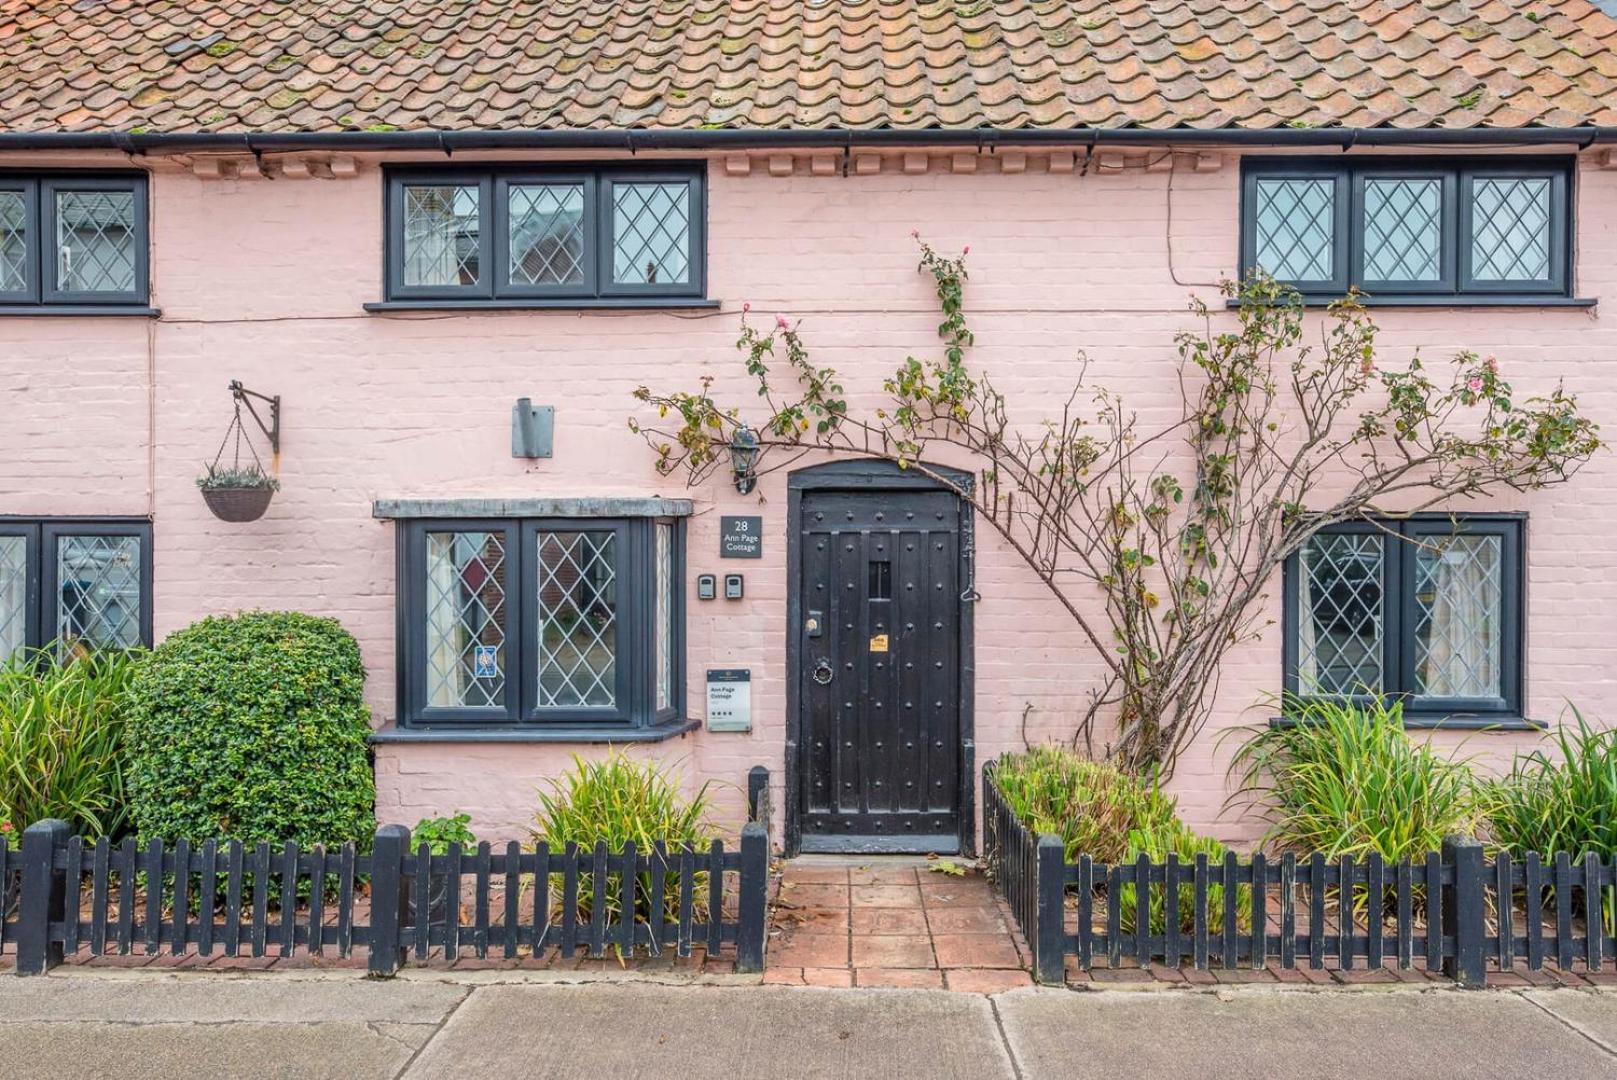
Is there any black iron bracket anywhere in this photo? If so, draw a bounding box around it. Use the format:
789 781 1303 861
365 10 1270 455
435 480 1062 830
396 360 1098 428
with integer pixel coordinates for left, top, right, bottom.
228 380 281 455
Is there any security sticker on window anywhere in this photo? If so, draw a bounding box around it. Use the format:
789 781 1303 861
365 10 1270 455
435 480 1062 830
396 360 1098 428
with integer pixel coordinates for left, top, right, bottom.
473 644 499 679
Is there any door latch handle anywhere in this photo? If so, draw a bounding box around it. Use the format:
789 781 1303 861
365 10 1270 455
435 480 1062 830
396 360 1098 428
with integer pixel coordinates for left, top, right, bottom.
811 658 834 686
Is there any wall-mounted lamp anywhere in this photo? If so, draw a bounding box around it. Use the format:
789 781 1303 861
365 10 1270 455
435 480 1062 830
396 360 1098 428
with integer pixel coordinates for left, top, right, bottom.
729 426 760 495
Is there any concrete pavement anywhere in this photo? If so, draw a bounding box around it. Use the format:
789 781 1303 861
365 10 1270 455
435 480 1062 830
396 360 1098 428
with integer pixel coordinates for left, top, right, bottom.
2 971 1616 1079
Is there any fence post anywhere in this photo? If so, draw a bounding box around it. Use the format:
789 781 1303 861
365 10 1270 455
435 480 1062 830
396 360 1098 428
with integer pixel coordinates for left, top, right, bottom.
1034 834 1066 985
368 824 411 978
16 819 70 976
736 821 769 974
1442 835 1486 988
747 765 771 835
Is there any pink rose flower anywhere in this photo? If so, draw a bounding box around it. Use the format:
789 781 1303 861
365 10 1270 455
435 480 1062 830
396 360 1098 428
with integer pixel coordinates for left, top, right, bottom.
962 245 970 255
742 301 751 313
1484 355 1499 374
776 315 790 329
909 229 920 239
1467 376 1484 393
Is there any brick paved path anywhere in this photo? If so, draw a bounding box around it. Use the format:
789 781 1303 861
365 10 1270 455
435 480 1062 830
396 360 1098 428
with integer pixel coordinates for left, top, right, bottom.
764 858 1035 992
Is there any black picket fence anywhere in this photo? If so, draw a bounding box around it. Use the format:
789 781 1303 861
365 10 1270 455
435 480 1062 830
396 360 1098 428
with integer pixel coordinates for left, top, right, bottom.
2 804 770 977
983 760 1616 987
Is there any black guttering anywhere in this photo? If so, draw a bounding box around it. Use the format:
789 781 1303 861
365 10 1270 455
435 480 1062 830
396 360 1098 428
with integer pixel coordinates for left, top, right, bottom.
1 126 1616 154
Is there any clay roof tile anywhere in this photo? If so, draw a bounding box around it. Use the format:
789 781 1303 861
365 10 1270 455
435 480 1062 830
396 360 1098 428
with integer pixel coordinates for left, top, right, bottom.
1 0 1613 133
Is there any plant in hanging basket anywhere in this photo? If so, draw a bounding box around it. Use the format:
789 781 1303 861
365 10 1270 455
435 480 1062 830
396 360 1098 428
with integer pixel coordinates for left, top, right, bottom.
197 464 280 523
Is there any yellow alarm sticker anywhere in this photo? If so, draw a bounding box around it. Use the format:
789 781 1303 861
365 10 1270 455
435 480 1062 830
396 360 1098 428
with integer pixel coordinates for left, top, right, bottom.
869 634 889 653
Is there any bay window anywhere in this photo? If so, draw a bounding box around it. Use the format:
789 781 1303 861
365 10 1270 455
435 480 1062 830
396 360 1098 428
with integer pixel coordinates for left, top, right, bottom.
397 516 684 733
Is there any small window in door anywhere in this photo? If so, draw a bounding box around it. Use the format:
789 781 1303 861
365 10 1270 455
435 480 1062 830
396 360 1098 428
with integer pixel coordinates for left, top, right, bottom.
868 559 892 601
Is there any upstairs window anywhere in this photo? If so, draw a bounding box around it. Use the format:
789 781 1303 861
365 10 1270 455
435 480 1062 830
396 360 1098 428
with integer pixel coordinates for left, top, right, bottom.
1241 158 1572 302
384 166 705 304
1283 516 1523 724
0 174 149 308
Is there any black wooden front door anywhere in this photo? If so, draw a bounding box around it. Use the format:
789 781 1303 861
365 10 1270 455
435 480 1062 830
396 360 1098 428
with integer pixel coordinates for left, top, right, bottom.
795 488 962 853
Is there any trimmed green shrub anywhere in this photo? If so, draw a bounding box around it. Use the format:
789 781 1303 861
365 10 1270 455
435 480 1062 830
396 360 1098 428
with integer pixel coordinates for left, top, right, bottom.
1226 694 1484 862
1488 706 1617 859
991 746 1243 932
126 612 374 847
532 752 715 924
0 648 143 838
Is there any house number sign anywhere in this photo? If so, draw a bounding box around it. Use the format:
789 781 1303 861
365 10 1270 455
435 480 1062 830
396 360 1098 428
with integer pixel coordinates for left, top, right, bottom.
719 516 762 558
706 669 752 732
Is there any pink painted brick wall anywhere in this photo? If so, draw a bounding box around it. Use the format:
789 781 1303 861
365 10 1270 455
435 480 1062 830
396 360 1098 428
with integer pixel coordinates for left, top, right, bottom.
3 147 1614 848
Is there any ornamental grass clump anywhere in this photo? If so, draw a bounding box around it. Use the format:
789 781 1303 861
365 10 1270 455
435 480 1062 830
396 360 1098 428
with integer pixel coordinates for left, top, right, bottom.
0 647 143 838
532 752 716 927
1226 694 1485 863
991 746 1244 933
991 746 1178 865
1488 706 1617 860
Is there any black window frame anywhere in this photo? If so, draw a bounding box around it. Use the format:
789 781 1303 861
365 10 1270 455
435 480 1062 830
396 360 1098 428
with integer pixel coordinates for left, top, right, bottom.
1281 514 1525 727
0 172 150 308
396 516 686 733
1241 157 1575 305
0 517 154 657
384 171 492 304
383 164 706 306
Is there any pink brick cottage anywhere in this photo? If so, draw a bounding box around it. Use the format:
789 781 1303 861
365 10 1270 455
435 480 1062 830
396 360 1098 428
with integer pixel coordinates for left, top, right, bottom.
4 0 1617 852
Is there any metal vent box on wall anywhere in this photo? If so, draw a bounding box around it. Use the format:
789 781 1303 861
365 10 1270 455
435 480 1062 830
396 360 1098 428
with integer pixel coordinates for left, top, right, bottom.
511 399 554 458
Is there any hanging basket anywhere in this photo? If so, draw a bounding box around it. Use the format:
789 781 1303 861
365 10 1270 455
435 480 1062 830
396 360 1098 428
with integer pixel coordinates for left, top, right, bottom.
199 382 281 523
202 485 275 523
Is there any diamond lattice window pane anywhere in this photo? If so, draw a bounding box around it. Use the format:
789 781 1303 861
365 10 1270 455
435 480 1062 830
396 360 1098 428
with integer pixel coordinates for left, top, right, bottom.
0 535 26 663
1296 533 1384 695
56 190 135 293
1254 178 1336 283
509 183 586 286
655 523 673 712
536 531 618 708
1413 534 1502 700
1470 178 1551 282
402 185 480 287
1363 178 1442 282
612 182 690 285
425 532 508 708
55 535 141 655
0 191 26 294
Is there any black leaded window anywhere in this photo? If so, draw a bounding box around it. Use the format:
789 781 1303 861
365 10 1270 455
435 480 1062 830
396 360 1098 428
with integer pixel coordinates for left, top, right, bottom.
1241 158 1572 302
0 173 149 307
384 166 705 304
1283 517 1523 723
398 518 683 729
0 520 153 662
